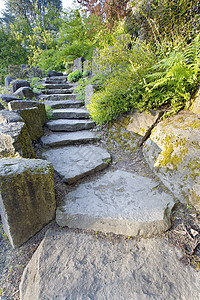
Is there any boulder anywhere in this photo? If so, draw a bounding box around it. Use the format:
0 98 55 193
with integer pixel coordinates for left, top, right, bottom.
47 70 63 77
5 77 14 91
14 86 34 100
85 84 95 107
143 111 200 210
8 100 46 125
11 80 30 93
19 229 200 300
190 87 200 114
108 110 162 153
0 158 56 248
17 107 43 141
72 57 84 72
0 94 22 103
0 111 35 158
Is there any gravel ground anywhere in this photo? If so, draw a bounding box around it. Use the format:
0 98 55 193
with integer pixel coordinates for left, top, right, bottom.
0 125 200 299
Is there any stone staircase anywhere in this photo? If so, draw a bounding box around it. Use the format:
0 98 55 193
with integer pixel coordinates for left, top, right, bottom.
38 74 174 238
39 75 111 184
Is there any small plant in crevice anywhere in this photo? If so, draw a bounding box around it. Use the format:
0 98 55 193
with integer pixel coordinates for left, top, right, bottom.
45 105 54 120
67 70 83 82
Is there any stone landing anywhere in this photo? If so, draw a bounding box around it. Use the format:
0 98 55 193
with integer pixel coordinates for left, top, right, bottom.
20 230 200 300
56 170 175 237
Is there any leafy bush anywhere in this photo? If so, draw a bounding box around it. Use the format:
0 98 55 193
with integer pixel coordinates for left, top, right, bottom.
67 70 83 82
88 31 200 124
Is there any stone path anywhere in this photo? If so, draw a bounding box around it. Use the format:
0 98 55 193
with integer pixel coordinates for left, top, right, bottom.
19 74 200 299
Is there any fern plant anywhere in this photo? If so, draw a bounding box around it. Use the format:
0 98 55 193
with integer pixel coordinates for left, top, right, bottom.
144 34 200 115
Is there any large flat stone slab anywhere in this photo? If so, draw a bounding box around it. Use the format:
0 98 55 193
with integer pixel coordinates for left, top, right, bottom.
46 119 95 131
52 108 89 119
42 145 111 183
41 131 99 147
0 158 55 248
19 229 200 300
44 100 83 109
57 170 174 236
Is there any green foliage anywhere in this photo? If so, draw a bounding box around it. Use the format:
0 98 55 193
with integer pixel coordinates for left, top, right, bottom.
88 28 200 124
0 25 28 84
143 34 200 116
67 70 82 82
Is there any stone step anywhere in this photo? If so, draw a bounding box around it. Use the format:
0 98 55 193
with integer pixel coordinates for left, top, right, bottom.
42 84 74 90
43 88 74 95
44 100 83 109
52 108 90 119
46 119 95 132
42 145 111 184
20 229 200 300
56 170 175 236
41 131 99 147
43 76 68 83
40 94 78 101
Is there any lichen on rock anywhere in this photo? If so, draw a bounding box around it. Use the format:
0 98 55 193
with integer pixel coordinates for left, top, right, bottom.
143 111 200 210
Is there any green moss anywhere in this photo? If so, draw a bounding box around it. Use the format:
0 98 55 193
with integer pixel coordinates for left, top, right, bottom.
184 159 200 180
156 134 188 170
180 120 200 130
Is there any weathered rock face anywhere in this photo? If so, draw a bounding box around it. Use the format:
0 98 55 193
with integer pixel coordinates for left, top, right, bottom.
14 87 34 100
0 111 35 158
19 229 200 300
17 107 43 141
190 87 200 114
0 158 56 248
72 57 84 72
11 80 30 93
108 110 162 153
8 100 46 125
143 111 200 210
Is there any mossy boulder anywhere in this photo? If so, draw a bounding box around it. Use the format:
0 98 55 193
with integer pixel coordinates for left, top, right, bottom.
190 87 200 115
8 100 46 125
0 158 56 248
143 111 200 210
0 111 35 158
108 110 162 153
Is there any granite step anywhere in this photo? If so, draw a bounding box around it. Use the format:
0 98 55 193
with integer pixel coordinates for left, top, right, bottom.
40 94 78 101
52 108 90 119
56 170 175 236
42 84 74 90
43 76 68 83
43 88 74 95
42 145 111 184
44 100 83 109
46 119 95 131
41 131 99 147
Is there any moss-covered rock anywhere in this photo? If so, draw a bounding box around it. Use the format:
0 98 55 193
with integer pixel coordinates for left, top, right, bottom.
108 110 162 153
17 107 43 141
0 111 35 158
0 158 56 248
8 100 46 125
143 111 200 210
190 88 200 115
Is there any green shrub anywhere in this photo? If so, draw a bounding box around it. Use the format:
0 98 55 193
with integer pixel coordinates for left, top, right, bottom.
67 70 83 82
